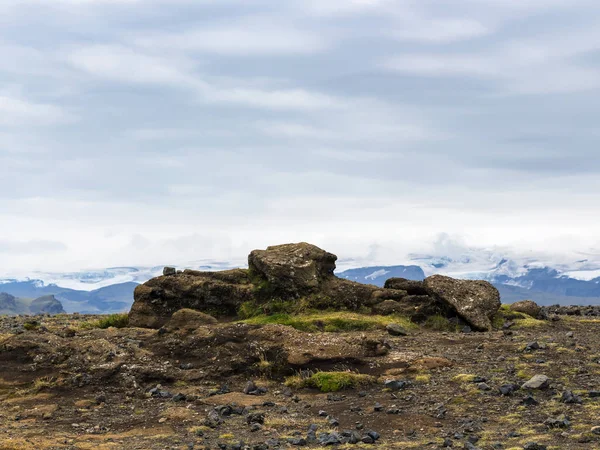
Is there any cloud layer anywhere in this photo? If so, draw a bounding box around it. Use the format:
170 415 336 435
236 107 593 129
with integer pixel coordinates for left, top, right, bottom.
1 0 600 271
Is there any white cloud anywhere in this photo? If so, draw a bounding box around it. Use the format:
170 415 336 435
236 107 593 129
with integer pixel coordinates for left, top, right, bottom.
383 27 600 95
0 95 74 126
390 18 489 43
134 21 329 56
67 44 342 110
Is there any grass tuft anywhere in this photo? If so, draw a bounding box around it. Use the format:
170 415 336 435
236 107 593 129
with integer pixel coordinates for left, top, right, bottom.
81 313 129 330
452 374 478 383
285 371 375 392
423 314 457 332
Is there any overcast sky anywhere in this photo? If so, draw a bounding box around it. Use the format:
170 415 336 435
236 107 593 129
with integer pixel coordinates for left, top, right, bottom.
2 0 600 272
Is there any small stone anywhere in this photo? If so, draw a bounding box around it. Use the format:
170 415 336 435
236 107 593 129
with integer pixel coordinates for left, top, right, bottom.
560 390 582 404
521 395 539 406
525 342 540 351
591 426 600 435
478 382 491 391
172 393 187 402
386 323 408 336
566 331 574 338
523 443 547 450
499 384 518 396
544 414 570 429
384 379 408 391
521 375 549 390
373 402 383 412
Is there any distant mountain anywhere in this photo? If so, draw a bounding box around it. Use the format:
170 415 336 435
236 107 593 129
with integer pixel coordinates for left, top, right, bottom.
0 281 137 314
2 245 599 314
0 293 66 315
336 265 425 287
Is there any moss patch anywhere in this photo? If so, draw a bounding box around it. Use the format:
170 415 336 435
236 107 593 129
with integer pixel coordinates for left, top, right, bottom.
241 312 415 332
285 371 375 392
492 304 546 329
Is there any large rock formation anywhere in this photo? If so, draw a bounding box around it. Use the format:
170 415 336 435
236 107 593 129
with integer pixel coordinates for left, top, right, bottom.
129 243 502 330
423 275 501 331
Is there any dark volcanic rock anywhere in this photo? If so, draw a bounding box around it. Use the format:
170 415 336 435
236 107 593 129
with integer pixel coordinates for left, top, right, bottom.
384 278 428 295
423 275 501 331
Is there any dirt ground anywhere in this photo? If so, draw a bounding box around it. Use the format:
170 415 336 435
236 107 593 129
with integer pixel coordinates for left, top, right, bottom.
0 313 599 450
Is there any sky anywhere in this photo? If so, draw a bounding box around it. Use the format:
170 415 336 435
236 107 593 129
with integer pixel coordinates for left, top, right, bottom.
2 0 600 273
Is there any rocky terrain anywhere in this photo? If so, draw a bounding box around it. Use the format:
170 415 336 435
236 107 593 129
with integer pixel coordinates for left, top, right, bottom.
0 243 599 450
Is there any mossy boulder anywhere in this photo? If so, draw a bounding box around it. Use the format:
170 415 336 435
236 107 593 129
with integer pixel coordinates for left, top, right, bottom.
510 300 541 318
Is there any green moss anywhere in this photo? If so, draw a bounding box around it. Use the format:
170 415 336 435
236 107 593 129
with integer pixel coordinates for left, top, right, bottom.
81 313 129 329
23 320 40 331
452 373 478 383
285 371 375 392
241 311 415 332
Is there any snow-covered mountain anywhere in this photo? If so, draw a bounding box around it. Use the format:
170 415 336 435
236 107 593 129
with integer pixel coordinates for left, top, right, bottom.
0 260 236 292
2 244 600 312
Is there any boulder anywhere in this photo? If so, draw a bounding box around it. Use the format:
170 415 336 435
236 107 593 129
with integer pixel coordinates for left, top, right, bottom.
163 267 177 276
384 278 428 296
248 243 337 298
166 308 218 331
510 300 541 318
423 275 501 331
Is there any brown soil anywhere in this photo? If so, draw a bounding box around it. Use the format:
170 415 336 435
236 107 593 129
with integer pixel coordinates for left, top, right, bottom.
0 314 599 449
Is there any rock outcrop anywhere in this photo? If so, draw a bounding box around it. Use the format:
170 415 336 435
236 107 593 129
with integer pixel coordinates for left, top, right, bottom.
129 242 502 330
129 269 253 328
423 275 501 331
